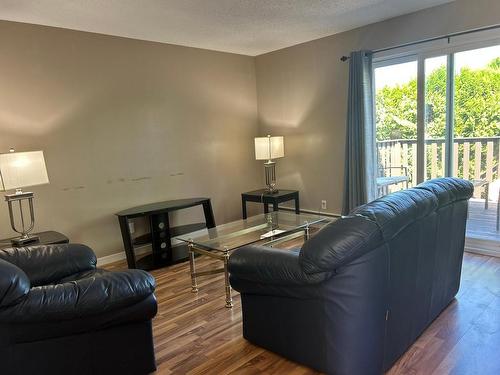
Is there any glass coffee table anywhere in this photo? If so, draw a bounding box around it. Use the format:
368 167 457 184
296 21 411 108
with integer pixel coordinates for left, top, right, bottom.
175 211 334 308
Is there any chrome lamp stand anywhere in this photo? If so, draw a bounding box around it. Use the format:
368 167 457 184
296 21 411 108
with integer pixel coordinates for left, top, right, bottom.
264 160 277 193
5 190 39 245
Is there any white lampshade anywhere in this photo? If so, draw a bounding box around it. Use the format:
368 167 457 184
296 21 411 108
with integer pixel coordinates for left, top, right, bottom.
254 136 284 160
0 151 50 191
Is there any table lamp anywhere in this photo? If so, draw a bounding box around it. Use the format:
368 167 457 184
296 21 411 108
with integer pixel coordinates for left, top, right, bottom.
254 135 284 193
0 150 50 245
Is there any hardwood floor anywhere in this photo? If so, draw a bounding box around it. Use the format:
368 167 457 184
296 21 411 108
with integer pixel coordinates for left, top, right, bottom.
105 252 500 375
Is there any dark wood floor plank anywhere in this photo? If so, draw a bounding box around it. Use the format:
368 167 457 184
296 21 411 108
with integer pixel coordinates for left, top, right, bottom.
104 251 500 374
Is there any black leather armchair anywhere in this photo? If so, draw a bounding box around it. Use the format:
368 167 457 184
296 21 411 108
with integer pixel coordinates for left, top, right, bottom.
229 178 474 375
0 243 157 375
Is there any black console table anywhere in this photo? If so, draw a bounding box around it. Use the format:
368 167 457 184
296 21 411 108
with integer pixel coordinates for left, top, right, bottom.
116 198 215 270
0 231 69 249
241 189 299 219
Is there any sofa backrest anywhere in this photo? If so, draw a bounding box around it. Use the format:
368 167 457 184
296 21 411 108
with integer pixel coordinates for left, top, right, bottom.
349 187 437 240
300 177 473 274
415 177 475 208
0 244 97 286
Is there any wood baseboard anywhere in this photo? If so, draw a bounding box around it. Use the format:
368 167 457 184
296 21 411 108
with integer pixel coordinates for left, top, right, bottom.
97 246 150 266
465 237 500 258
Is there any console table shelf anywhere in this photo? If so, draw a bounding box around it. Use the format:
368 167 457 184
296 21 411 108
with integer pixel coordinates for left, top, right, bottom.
134 243 188 271
131 223 207 249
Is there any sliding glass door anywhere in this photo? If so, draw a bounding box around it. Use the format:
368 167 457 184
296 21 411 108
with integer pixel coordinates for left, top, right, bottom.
452 45 500 243
374 42 500 245
374 58 418 195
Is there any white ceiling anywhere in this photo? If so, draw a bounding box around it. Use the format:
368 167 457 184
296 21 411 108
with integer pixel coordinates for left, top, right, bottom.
0 0 453 56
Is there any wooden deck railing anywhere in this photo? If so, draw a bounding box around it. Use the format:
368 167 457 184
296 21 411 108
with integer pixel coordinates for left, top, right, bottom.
377 136 500 198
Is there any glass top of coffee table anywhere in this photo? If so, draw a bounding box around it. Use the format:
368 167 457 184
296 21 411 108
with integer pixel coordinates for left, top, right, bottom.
175 211 334 253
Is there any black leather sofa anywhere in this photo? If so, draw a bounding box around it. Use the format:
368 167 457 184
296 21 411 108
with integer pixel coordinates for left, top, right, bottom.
229 177 473 375
0 243 157 375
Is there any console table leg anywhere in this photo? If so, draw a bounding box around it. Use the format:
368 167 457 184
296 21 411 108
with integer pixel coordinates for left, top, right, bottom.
242 198 248 219
189 244 198 293
202 200 216 228
224 253 233 308
118 216 136 269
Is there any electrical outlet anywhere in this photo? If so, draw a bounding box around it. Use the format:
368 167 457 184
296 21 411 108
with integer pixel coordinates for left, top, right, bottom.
321 200 327 210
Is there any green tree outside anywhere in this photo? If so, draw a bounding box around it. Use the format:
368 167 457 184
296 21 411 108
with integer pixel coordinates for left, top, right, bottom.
376 57 500 182
376 57 500 141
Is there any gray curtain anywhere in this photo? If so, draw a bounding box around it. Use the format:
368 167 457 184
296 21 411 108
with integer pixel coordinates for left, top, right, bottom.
342 50 377 215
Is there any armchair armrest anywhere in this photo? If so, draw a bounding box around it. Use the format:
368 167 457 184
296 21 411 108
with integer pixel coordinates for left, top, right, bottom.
0 269 156 323
0 259 30 308
229 245 330 287
0 244 97 286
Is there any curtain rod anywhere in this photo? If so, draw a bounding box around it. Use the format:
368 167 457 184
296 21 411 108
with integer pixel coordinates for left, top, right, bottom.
340 24 500 62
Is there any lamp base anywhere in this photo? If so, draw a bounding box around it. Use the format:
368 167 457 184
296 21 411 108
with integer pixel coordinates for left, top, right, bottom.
265 187 280 194
11 234 39 246
264 161 278 194
4 190 38 246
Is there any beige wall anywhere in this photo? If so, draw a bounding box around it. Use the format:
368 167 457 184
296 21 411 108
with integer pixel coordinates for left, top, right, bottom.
256 0 500 215
0 21 261 257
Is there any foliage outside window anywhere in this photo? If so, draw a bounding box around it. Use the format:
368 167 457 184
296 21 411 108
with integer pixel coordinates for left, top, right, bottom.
376 57 500 182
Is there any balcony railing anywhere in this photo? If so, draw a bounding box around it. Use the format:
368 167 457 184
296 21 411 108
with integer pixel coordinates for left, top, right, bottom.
377 136 500 198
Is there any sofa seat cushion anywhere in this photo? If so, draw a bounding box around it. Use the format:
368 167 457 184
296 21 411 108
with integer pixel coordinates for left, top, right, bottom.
56 268 109 283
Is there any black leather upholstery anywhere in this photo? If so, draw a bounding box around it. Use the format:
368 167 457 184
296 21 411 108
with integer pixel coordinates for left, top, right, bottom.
0 259 30 308
229 178 473 375
0 243 158 375
228 245 329 285
299 215 384 272
0 244 97 286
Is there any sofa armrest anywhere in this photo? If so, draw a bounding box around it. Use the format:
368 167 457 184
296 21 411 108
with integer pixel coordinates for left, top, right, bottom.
0 244 97 286
229 245 330 288
0 269 156 323
0 259 30 307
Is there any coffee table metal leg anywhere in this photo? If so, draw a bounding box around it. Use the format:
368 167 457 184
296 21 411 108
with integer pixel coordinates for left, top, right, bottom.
304 223 310 241
188 243 198 293
223 252 233 308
